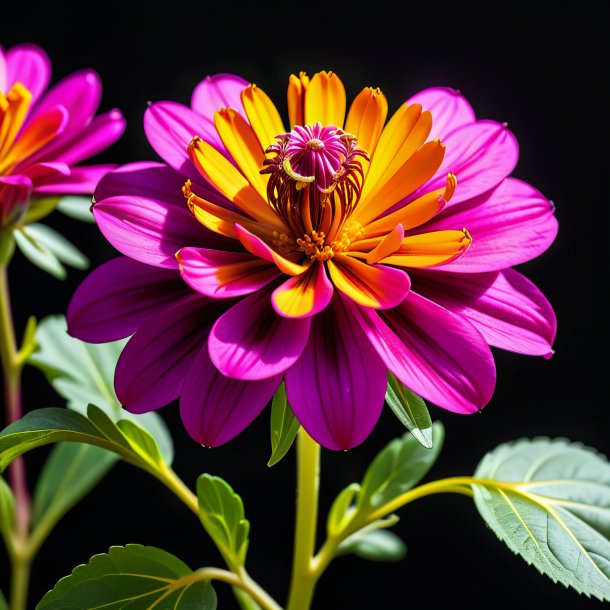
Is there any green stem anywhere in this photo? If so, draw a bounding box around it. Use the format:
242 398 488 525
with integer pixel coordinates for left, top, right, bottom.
9 551 30 610
286 429 321 610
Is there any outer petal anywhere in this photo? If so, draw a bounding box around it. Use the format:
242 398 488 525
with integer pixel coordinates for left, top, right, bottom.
5 44 51 104
285 294 387 450
67 257 191 343
32 164 115 194
350 291 496 413
0 174 32 224
411 268 556 357
116 295 227 413
180 344 281 447
421 178 558 272
191 73 248 118
209 288 311 380
407 87 476 141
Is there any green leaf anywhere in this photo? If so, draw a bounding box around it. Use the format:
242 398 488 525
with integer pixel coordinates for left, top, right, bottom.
0 475 15 544
473 437 610 601
25 223 89 269
55 196 95 223
358 421 444 511
0 588 8 610
14 226 66 279
327 483 360 537
337 527 407 562
21 197 60 224
268 382 300 467
37 544 217 610
385 373 432 448
197 474 250 568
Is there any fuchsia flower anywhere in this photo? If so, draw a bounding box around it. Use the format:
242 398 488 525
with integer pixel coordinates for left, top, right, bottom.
0 43 125 227
68 71 557 450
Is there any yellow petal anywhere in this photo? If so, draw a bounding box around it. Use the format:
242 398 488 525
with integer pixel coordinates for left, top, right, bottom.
287 72 309 128
366 224 404 264
380 228 472 268
0 83 32 159
344 87 388 158
304 71 346 127
241 84 286 150
272 262 333 318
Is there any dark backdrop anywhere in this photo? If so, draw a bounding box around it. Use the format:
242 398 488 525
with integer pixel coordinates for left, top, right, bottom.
1 4 609 609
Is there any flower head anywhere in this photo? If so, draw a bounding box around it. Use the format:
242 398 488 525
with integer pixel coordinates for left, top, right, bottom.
68 71 557 450
0 43 125 228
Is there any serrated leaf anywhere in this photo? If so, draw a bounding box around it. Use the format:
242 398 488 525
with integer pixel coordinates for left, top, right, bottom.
0 475 15 544
337 528 407 562
55 196 95 223
197 474 250 568
22 197 60 224
473 437 610 601
268 382 300 467
14 226 66 278
358 421 444 512
385 373 432 448
37 544 217 610
25 223 89 269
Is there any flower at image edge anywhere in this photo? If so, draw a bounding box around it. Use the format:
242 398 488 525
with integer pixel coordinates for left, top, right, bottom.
68 71 557 450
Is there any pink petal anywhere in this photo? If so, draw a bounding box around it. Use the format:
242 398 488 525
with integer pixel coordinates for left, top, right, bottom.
116 295 227 413
285 294 387 450
180 344 281 447
178 247 279 298
349 291 496 413
67 256 191 343
191 73 248 118
420 178 558 272
0 175 32 225
33 164 115 194
20 162 70 182
5 43 51 104
0 48 6 92
407 87 476 141
209 288 310 380
411 268 556 357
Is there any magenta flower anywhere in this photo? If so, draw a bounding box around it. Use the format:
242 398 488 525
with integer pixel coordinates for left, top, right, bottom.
0 43 125 227
68 71 557 450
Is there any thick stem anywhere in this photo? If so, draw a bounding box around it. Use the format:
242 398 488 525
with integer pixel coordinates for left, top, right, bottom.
9 552 30 610
286 429 321 610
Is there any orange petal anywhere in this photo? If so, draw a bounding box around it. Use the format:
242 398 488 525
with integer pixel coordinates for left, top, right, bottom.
304 71 346 127
287 72 309 129
380 228 472 268
0 83 32 159
366 224 404 264
344 87 388 158
272 262 333 318
241 84 286 150
327 254 410 309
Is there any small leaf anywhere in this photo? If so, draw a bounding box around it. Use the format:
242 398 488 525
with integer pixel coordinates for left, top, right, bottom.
197 474 250 568
268 382 300 467
18 315 37 363
327 483 360 537
337 528 407 562
0 588 8 610
0 475 15 544
473 437 610 601
116 419 163 468
21 197 60 224
55 196 96 223
25 223 89 269
385 373 432 448
37 544 217 610
14 226 66 279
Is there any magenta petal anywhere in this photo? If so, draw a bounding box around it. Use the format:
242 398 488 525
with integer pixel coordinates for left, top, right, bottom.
350 291 496 413
421 178 558 272
285 294 387 450
180 344 281 447
5 43 51 103
407 87 476 141
93 195 209 268
209 289 311 380
0 175 32 224
191 73 249 118
67 256 191 343
20 162 70 182
33 164 115 194
116 295 226 413
178 247 279 298
412 268 556 357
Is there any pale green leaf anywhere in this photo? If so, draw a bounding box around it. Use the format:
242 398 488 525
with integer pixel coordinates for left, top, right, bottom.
55 196 95 223
22 197 60 224
268 382 300 467
337 528 407 562
197 474 250 568
26 223 89 269
0 475 15 545
37 544 217 610
14 226 66 279
327 483 360 537
385 373 432 448
473 437 610 601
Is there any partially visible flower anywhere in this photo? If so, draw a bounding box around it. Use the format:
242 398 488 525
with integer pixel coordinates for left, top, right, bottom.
69 71 557 450
0 43 125 228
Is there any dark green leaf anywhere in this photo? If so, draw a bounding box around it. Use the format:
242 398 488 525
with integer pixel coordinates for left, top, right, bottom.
197 474 250 568
14 226 66 279
337 528 407 562
268 383 300 467
55 196 95 223
385 374 432 448
473 437 610 601
25 224 88 269
0 475 15 544
22 197 60 224
37 544 217 610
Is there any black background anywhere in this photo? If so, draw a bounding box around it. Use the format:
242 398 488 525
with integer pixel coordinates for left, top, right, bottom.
1 4 609 609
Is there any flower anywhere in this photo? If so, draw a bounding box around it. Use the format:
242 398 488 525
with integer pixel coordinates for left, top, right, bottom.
68 71 557 450
0 43 125 228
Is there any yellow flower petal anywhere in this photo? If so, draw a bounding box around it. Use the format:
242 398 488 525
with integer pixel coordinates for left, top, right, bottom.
366 224 404 264
287 72 309 129
304 71 346 127
345 87 388 158
241 84 286 150
0 83 32 160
